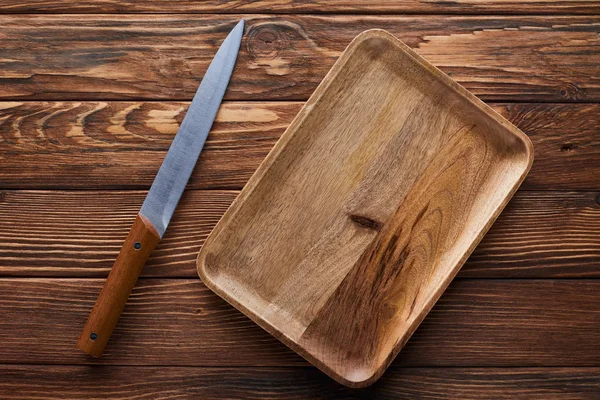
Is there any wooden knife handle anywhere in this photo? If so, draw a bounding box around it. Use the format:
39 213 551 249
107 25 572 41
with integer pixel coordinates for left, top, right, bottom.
77 213 160 357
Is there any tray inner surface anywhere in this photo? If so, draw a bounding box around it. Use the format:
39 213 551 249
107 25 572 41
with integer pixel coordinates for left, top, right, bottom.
199 32 532 386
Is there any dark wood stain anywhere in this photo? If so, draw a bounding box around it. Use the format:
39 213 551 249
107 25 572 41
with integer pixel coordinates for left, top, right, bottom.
2 0 599 14
0 16 598 101
0 278 598 367
1 365 598 399
349 214 382 231
0 101 598 190
0 0 595 396
0 365 600 400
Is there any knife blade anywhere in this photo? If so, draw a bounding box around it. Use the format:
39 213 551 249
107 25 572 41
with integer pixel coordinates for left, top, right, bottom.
77 19 245 357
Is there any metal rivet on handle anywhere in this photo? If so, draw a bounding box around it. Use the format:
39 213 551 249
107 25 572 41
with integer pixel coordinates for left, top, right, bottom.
134 241 142 250
90 332 98 341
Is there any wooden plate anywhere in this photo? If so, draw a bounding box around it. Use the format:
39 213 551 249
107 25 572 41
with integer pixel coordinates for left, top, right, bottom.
197 29 533 387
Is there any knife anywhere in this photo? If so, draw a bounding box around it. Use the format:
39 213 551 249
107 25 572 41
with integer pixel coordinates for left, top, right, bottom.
77 19 245 357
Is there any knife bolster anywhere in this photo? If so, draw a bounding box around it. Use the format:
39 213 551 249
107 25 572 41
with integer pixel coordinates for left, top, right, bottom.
77 213 160 357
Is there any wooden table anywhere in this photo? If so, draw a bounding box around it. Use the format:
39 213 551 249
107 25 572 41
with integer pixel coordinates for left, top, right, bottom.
0 2 599 399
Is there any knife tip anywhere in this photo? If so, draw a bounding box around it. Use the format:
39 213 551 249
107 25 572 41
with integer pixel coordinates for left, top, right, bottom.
226 19 245 43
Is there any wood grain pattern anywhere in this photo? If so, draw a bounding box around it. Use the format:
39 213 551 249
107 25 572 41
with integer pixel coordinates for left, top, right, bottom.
0 0 595 396
1 101 598 190
0 190 234 277
0 278 598 366
297 128 521 385
198 30 532 387
0 366 598 400
2 1 599 14
0 101 291 190
1 190 598 278
0 15 598 102
500 103 600 190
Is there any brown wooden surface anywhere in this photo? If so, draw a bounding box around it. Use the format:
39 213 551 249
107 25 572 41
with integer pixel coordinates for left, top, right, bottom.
0 102 598 190
1 190 598 278
3 1 599 15
0 366 598 400
0 0 598 397
1 16 599 102
0 279 598 366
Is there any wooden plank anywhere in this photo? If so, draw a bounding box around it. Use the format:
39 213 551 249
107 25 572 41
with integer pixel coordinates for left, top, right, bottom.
0 190 233 277
0 278 598 366
0 101 293 190
2 1 599 15
463 191 600 278
503 103 600 190
0 16 598 102
0 366 598 400
1 190 598 278
1 102 599 190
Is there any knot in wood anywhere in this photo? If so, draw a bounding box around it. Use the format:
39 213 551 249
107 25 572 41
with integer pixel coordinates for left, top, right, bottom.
559 83 583 100
247 24 288 60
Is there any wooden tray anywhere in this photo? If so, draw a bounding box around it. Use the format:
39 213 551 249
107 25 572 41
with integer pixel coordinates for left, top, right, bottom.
197 29 533 387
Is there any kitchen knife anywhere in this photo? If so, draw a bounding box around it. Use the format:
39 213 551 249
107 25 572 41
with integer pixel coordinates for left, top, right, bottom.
77 19 245 357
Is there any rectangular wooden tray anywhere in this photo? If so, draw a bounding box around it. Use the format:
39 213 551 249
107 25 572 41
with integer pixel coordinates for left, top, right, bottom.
198 29 533 388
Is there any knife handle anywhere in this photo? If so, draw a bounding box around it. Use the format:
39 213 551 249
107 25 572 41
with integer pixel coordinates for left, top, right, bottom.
77 213 160 357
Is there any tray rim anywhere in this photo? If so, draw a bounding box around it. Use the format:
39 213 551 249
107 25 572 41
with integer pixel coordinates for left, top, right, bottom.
197 29 534 388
